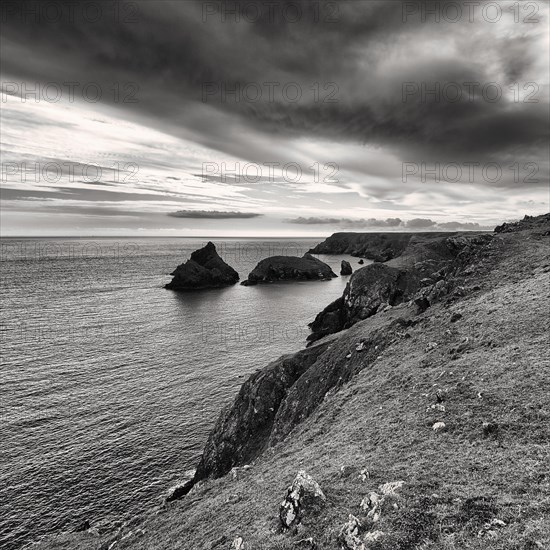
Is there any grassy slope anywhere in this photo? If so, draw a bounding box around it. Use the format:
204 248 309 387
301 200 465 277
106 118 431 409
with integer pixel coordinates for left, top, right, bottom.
39 227 550 550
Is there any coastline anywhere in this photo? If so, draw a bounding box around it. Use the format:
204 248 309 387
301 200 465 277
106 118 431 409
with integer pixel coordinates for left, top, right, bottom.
33 215 550 549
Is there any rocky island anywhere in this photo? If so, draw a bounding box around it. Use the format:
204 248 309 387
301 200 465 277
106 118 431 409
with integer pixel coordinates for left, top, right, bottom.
241 253 337 285
39 214 550 550
165 242 239 290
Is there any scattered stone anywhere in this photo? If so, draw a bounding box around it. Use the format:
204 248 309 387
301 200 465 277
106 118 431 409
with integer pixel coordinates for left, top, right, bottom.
337 515 364 550
426 403 446 413
432 421 446 432
363 530 385 543
359 469 370 482
230 465 251 480
478 518 506 538
226 494 241 504
358 259 365 264
355 341 366 352
231 537 245 550
379 480 404 496
360 492 382 522
450 312 463 323
346 353 352 359
341 260 353 275
425 342 438 352
164 479 195 502
279 471 326 529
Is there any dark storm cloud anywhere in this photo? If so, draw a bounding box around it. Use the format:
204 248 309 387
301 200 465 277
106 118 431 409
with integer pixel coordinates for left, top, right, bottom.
1 1 548 180
168 210 262 219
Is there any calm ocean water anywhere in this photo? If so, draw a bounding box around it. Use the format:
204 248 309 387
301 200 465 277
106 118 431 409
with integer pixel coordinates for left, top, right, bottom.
0 237 364 549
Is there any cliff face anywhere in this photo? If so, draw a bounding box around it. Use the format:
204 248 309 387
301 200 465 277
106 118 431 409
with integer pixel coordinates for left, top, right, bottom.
308 232 460 261
307 233 490 343
190 231 498 483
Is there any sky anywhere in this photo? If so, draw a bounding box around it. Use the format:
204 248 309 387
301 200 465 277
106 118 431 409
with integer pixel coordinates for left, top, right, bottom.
1 0 549 236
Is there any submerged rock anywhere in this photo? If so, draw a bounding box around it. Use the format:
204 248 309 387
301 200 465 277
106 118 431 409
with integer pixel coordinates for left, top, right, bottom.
279 470 326 528
241 254 337 285
341 260 353 275
165 242 239 290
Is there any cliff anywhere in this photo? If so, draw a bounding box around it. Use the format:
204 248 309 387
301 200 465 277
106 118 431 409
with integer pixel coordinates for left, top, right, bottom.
38 214 550 550
308 232 461 262
241 254 337 285
307 233 491 343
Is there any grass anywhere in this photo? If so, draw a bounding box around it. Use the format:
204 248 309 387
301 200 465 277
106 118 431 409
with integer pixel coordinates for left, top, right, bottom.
36 228 550 550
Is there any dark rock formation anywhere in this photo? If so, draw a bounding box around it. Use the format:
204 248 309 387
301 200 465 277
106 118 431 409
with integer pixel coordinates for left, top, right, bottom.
307 233 492 344
309 232 460 262
358 259 364 264
241 254 336 285
165 242 239 290
279 471 326 529
193 342 331 482
340 260 353 275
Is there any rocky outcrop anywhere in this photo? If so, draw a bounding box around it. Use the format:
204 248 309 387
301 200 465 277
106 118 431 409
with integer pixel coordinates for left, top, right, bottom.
307 263 416 343
307 233 491 343
165 242 239 290
494 213 550 234
279 471 326 529
193 342 331 482
308 232 459 262
241 254 336 285
340 260 353 275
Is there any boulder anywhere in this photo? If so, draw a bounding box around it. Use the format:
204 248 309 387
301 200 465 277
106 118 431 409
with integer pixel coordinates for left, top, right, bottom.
341 260 353 275
338 515 364 550
279 471 326 529
242 254 336 285
165 242 239 290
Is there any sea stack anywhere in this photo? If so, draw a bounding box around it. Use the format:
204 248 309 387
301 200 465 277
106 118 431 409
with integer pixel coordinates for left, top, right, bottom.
165 242 239 290
241 253 337 285
340 260 352 275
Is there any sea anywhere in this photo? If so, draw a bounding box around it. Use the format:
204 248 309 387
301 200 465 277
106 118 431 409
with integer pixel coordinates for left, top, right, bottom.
0 237 365 549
